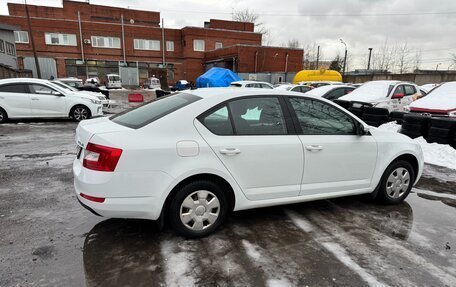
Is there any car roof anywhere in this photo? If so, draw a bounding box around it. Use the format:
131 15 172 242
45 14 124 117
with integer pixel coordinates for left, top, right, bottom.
0 78 53 85
183 87 310 100
231 81 271 85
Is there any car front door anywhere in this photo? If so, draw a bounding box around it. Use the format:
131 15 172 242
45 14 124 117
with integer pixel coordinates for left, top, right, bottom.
0 83 32 117
195 96 304 200
28 84 67 117
286 96 378 196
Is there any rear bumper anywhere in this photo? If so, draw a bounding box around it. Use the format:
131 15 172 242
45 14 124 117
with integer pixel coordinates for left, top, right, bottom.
73 158 173 220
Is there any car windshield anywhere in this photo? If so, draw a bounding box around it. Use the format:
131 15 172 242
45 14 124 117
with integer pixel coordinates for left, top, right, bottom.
111 93 201 129
425 82 456 99
52 81 78 92
344 82 398 101
109 75 120 82
230 83 242 87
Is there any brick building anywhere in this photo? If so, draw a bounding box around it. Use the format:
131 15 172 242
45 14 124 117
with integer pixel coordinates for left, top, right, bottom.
0 0 303 86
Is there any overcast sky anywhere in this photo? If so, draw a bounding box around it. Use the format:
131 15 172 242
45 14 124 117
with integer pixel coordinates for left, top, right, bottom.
2 0 455 71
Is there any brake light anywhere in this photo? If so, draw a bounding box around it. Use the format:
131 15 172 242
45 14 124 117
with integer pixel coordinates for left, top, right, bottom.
80 193 105 203
83 143 122 172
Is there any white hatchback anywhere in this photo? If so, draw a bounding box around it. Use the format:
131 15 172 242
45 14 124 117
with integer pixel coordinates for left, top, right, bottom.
340 80 422 112
73 88 423 237
0 78 103 123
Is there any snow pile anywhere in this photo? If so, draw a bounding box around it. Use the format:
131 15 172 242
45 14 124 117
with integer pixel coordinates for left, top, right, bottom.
378 122 456 170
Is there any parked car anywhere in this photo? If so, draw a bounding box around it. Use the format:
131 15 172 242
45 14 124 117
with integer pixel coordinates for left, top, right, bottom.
230 81 274 89
52 80 110 107
144 77 161 89
73 88 423 238
297 81 343 88
171 80 191 91
420 83 439 94
304 85 356 101
0 78 103 123
339 80 422 112
59 78 110 99
274 84 313 93
409 81 456 117
104 74 122 89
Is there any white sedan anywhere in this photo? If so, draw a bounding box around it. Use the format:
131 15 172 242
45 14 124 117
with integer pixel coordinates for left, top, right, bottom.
304 84 356 100
409 81 456 117
73 88 423 237
0 78 103 123
230 81 274 89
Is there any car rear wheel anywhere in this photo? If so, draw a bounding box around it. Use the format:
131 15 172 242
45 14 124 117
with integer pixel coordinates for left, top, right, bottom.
71 105 91 122
169 180 228 238
376 160 415 204
0 108 7 123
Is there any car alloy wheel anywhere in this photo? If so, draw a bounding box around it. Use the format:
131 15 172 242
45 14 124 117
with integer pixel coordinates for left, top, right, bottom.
180 190 220 231
386 167 411 199
74 107 89 121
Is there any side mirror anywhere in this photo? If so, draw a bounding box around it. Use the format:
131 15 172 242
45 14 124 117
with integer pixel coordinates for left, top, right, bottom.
357 123 369 135
51 91 63 96
392 93 405 99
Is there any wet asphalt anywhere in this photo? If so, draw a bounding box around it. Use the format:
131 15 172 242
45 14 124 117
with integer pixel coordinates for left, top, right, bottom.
0 120 455 287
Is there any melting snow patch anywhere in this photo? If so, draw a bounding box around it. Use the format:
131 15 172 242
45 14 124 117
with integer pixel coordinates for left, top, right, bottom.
378 122 456 170
266 278 293 287
242 239 262 261
160 240 195 287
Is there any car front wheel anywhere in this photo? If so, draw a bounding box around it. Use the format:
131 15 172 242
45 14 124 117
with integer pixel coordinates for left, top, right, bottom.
169 181 228 238
377 160 415 204
0 108 7 123
71 105 91 122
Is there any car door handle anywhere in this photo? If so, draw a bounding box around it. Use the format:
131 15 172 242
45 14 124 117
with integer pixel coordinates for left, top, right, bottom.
220 148 241 155
31 97 39 100
305 145 323 151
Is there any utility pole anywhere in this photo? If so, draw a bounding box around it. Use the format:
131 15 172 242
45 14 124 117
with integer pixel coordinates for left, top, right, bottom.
121 14 126 64
24 0 41 78
316 45 320 69
367 48 373 70
340 39 347 76
161 18 166 67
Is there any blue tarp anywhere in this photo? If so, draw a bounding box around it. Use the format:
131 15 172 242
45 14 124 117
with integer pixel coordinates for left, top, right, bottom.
196 67 241 88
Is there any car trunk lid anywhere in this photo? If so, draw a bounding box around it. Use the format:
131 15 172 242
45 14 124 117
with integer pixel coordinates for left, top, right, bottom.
75 117 130 148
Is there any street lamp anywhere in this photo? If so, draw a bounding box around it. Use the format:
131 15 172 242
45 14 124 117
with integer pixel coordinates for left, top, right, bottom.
367 48 373 70
340 39 347 76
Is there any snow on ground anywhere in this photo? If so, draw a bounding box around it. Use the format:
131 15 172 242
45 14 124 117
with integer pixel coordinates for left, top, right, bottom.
378 122 456 170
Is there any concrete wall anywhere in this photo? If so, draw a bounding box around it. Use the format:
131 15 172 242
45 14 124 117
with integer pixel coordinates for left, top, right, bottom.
238 72 297 84
344 72 456 85
0 29 17 69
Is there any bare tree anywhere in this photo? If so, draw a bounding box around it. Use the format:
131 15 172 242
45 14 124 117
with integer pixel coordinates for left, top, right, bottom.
413 49 423 71
287 39 300 49
233 9 270 45
395 42 413 74
302 43 323 70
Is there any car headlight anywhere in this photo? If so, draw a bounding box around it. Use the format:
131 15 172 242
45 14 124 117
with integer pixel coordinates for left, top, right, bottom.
448 110 456 117
86 98 102 105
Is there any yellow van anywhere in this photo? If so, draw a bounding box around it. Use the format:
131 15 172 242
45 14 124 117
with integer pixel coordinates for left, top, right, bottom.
293 69 342 84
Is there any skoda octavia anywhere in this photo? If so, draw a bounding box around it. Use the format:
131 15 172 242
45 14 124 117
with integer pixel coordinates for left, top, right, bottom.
73 88 423 237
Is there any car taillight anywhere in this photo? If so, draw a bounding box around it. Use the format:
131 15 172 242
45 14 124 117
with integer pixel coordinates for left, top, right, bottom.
83 143 122 172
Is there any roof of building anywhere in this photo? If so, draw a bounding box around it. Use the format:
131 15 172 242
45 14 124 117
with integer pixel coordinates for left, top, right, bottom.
0 23 19 31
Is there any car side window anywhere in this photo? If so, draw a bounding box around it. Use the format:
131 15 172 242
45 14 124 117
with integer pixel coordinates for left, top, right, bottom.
245 84 255 88
323 88 346 100
29 84 58 95
404 85 416 96
288 97 356 135
228 97 287 135
291 86 300 92
392 85 405 97
261 84 272 89
201 106 234 135
0 84 29 93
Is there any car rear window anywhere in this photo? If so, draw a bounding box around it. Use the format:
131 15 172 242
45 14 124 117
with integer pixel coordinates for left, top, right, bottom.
110 93 201 129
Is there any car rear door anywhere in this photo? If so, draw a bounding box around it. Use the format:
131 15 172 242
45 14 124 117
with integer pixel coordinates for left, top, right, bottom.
0 83 32 117
195 95 304 200
28 84 67 117
286 96 378 196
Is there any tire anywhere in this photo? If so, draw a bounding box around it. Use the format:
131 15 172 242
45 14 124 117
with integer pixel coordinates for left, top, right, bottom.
403 113 431 125
169 180 228 238
0 107 7 123
400 130 422 139
70 105 91 122
333 100 350 109
426 136 451 145
362 114 389 127
390 111 407 124
401 122 422 132
427 127 451 138
430 118 456 129
376 160 415 204
363 107 390 116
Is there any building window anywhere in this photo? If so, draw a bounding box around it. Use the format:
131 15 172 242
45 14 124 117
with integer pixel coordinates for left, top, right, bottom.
134 39 160 51
166 41 174 51
45 33 77 46
0 40 4 53
215 42 223 49
5 42 15 56
14 31 29 44
91 36 120 48
193 39 205 52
